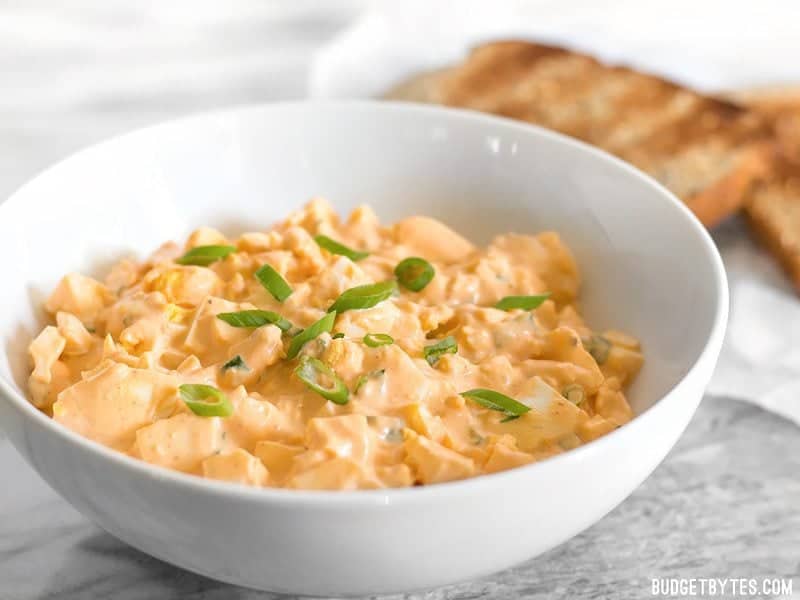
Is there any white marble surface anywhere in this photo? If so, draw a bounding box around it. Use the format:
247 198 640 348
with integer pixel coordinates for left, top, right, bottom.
1 2 799 598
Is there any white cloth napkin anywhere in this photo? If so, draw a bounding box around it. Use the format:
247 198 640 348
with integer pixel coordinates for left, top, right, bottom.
711 221 800 425
309 0 800 425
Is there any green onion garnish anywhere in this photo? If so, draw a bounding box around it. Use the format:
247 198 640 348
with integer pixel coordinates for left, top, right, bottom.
355 369 385 394
363 333 394 347
423 336 458 366
460 388 530 422
179 384 234 417
255 264 293 302
394 257 435 292
327 280 397 313
294 356 349 405
221 355 248 372
176 245 236 266
583 334 611 365
217 310 292 332
286 311 336 360
468 427 486 445
332 332 345 340
314 235 369 261
562 383 585 405
494 293 551 311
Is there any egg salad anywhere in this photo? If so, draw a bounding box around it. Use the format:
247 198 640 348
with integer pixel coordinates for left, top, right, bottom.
27 199 642 490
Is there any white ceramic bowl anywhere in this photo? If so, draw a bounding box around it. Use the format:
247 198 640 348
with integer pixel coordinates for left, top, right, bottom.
0 101 727 596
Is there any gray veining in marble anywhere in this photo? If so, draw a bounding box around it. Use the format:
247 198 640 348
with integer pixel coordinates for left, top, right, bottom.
1 2 799 599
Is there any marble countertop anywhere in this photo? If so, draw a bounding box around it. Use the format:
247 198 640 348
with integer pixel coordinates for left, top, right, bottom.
1 3 798 598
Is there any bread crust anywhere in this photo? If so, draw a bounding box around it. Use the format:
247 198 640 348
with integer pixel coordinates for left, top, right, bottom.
732 87 800 292
745 192 800 293
745 171 800 293
687 141 774 226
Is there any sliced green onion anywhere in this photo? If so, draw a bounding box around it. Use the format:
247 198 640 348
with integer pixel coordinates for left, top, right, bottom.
468 427 486 446
314 235 369 261
366 415 404 443
562 383 585 405
286 311 336 360
176 245 236 266
423 336 458 366
583 334 611 365
328 280 397 313
461 388 530 421
332 332 345 340
221 355 248 372
255 264 293 302
500 414 521 423
355 369 385 394
494 293 551 311
394 257 435 292
383 428 404 443
179 384 233 417
217 310 292 332
363 333 394 348
294 356 349 405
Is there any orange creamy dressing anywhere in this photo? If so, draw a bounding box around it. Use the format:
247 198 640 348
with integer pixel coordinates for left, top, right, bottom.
27 199 643 490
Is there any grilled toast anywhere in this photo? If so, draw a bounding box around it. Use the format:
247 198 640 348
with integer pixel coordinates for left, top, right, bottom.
731 86 800 162
732 87 800 292
386 41 773 227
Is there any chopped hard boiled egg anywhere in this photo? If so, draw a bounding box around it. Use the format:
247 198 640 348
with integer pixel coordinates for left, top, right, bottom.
28 198 642 490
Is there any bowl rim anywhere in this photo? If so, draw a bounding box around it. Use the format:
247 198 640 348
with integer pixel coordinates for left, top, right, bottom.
0 99 729 506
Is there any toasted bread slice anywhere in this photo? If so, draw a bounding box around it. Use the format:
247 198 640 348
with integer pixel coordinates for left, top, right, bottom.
730 86 800 163
746 172 800 292
731 86 800 292
386 41 773 227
